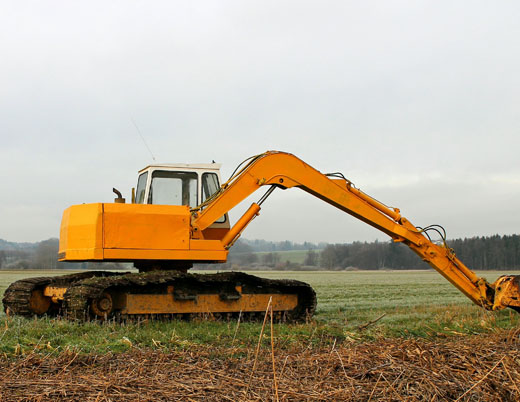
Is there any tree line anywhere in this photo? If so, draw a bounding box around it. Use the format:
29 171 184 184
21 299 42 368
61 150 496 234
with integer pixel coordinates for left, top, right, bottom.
227 234 520 270
2 234 520 271
318 234 520 270
0 239 124 270
0 239 68 270
237 239 325 252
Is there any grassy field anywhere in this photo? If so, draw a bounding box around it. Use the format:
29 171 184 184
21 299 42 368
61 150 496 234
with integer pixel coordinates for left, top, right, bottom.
0 269 519 356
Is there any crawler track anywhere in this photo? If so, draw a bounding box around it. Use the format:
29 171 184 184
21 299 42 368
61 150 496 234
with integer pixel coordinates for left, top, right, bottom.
3 271 316 322
2 271 120 317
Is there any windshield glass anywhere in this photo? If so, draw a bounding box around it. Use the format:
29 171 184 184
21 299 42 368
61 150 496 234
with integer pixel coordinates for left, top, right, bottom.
202 172 225 223
202 172 219 201
135 172 148 204
148 171 198 206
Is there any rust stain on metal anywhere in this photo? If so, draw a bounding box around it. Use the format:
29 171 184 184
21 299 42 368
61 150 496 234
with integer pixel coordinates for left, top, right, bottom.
121 292 298 315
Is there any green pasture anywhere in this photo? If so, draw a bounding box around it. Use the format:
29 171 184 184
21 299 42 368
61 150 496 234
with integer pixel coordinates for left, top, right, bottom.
0 269 519 355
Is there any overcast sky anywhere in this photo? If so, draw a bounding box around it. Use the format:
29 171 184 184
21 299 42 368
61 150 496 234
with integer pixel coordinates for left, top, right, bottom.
1 1 519 244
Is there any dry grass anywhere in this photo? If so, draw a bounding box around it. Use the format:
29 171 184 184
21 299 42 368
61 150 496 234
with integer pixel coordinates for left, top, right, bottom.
1 329 519 401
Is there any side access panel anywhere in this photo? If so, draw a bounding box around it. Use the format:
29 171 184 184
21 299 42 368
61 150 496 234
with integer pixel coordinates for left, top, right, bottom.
59 203 228 262
103 204 190 250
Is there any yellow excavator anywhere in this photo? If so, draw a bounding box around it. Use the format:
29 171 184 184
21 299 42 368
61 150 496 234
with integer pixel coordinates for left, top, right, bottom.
3 151 520 320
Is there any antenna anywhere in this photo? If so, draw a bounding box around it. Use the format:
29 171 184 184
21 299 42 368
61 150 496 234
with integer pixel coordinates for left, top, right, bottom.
131 118 156 161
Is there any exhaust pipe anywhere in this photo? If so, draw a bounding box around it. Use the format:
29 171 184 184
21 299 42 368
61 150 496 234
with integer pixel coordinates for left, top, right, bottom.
113 188 126 204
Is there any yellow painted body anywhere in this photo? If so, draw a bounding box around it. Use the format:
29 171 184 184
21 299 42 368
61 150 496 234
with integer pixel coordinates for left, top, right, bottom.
40 285 298 316
59 203 227 263
122 292 297 315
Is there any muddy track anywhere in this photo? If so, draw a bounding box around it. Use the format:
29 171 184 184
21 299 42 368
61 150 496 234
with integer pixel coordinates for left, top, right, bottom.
2 271 124 316
64 271 316 321
3 271 317 322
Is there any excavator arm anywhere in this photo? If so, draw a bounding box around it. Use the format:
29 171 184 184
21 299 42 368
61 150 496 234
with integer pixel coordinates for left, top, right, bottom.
192 151 520 312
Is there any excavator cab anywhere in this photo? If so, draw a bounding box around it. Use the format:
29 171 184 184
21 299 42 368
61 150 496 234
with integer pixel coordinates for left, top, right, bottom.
133 163 229 228
135 163 219 207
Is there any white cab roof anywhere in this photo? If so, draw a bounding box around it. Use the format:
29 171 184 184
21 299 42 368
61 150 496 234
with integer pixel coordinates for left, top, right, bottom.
139 163 222 174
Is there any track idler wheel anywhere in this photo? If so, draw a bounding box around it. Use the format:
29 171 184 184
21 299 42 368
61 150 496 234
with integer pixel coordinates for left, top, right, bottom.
28 289 51 315
90 292 113 318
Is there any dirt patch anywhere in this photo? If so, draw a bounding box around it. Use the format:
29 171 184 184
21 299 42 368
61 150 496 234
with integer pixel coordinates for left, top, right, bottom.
1 330 519 401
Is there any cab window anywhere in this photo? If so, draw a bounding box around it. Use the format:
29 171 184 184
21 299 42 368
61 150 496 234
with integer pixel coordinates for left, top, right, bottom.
148 171 198 206
202 172 226 223
135 172 148 204
202 172 220 201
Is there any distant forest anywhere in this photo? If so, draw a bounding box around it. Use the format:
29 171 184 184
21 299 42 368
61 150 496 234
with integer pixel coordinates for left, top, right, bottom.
226 235 520 271
1 235 520 271
0 239 123 270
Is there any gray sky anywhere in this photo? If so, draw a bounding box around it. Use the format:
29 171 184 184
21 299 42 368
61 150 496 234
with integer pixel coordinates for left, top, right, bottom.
1 1 519 244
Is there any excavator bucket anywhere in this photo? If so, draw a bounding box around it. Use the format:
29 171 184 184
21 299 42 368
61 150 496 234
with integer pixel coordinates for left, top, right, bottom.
492 275 520 312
